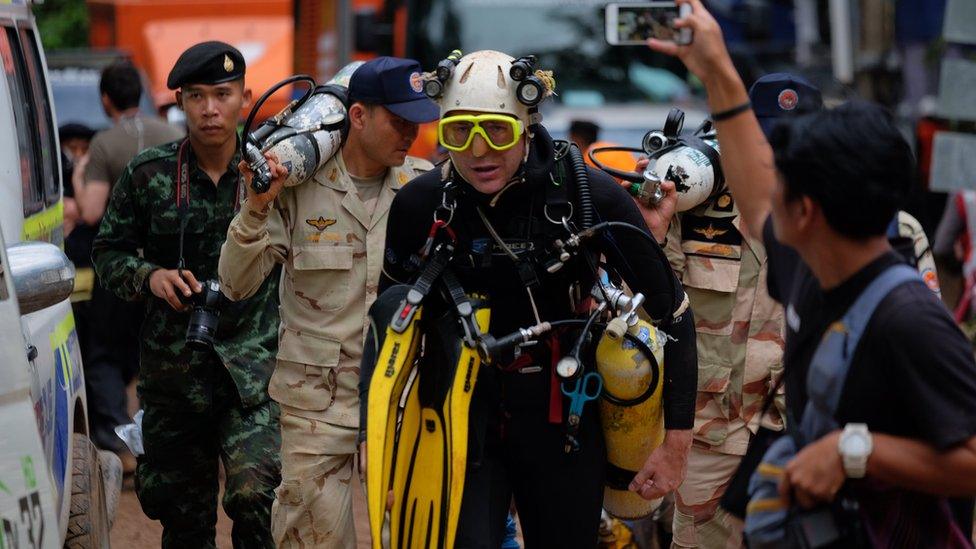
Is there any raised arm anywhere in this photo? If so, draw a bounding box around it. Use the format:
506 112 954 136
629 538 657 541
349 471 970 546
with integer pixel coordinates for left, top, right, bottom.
647 0 777 239
219 156 290 301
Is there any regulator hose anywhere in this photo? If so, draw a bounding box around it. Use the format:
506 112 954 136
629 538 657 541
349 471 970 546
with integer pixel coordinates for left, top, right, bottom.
568 143 595 230
240 74 317 159
581 221 679 324
601 329 661 407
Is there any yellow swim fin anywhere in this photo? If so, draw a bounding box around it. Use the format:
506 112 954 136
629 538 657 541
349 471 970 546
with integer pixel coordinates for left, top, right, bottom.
388 305 490 548
366 298 424 548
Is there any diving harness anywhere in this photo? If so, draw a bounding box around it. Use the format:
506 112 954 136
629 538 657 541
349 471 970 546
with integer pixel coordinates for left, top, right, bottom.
365 142 682 547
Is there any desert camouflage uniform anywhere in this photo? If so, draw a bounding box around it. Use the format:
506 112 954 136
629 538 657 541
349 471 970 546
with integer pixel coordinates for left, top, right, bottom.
219 151 434 548
663 192 785 548
92 141 281 549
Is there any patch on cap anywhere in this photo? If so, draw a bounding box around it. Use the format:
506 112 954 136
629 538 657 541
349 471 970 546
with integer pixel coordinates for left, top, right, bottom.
224 55 234 73
409 72 423 94
778 89 798 111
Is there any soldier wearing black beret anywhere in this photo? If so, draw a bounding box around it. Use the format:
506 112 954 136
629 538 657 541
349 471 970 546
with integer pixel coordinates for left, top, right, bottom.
167 40 246 90
92 40 280 548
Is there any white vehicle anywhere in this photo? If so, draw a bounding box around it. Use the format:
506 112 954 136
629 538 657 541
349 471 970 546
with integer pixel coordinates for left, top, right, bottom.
0 1 120 547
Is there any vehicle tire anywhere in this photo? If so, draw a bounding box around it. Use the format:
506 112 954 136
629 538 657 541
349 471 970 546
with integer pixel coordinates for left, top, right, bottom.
65 433 111 548
97 449 122 528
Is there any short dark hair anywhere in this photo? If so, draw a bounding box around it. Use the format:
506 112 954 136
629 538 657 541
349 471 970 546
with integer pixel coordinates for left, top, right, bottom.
569 120 600 146
100 61 142 110
770 101 913 239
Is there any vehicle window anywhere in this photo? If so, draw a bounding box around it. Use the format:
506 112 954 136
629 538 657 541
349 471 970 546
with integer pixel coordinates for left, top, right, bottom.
0 27 43 216
49 65 157 131
18 27 59 207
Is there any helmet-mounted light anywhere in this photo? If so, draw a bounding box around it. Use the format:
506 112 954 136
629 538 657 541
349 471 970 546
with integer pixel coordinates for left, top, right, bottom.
424 49 463 99
509 55 537 82
516 77 545 107
509 55 547 107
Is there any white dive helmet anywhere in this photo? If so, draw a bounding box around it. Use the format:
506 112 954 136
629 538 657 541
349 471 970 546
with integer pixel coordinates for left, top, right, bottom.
438 50 531 127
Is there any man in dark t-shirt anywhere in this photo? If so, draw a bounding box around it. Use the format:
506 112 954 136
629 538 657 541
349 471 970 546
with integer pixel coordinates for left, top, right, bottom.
646 0 976 542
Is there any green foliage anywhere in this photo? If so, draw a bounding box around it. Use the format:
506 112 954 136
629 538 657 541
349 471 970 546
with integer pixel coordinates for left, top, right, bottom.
33 0 89 50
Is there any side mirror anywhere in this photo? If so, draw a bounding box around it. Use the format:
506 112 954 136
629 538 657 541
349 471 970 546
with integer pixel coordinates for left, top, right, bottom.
7 242 75 315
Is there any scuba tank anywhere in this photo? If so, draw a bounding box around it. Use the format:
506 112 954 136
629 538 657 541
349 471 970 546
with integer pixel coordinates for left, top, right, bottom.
240 61 363 193
592 282 666 520
590 107 725 213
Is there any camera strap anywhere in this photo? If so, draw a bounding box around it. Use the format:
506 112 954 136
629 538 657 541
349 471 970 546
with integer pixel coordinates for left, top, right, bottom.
175 138 191 271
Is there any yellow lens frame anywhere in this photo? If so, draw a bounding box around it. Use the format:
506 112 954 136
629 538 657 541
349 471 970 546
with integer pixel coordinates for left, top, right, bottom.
438 114 523 152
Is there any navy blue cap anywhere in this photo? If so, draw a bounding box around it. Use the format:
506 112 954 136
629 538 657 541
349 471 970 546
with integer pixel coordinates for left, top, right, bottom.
348 57 439 124
748 73 823 138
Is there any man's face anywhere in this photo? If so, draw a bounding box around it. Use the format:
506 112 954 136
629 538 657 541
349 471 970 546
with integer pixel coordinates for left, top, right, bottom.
61 138 89 161
353 104 419 168
176 81 250 147
771 172 813 248
447 111 526 195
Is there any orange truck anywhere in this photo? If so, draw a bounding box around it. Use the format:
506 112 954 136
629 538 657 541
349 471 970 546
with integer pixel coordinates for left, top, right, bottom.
87 0 294 120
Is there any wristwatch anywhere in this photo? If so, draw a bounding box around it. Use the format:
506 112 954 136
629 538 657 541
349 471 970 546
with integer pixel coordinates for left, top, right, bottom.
838 423 872 478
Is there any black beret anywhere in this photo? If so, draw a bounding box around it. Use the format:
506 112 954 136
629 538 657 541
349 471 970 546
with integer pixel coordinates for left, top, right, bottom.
167 41 245 90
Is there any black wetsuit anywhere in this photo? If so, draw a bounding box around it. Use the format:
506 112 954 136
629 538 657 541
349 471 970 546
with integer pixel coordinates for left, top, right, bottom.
364 129 697 547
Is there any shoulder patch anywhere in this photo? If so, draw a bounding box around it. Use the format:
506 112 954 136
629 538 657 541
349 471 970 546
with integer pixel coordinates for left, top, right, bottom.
681 213 743 259
713 192 734 213
406 155 435 174
129 140 180 171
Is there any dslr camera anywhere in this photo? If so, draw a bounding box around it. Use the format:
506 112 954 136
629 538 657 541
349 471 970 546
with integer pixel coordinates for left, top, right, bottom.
184 279 227 351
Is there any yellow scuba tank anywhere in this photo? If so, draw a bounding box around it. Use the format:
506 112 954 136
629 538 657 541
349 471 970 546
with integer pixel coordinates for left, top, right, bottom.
596 302 666 519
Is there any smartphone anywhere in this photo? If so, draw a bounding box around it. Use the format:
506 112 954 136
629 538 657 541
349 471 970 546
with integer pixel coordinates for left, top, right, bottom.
605 2 693 46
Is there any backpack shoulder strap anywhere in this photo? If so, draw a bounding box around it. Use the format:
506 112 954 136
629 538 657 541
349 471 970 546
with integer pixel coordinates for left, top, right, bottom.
800 264 921 442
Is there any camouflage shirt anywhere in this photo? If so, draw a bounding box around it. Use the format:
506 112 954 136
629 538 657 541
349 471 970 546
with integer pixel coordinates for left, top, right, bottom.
92 140 279 408
665 192 785 455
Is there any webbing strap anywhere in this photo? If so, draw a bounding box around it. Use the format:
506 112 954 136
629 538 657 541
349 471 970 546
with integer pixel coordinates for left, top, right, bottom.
799 264 920 444
391 247 451 333
442 269 480 347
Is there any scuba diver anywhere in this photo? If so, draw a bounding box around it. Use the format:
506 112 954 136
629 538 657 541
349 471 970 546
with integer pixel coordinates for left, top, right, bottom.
359 50 698 547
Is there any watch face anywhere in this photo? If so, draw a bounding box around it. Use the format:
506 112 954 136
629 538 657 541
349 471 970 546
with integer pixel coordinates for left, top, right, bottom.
842 434 868 456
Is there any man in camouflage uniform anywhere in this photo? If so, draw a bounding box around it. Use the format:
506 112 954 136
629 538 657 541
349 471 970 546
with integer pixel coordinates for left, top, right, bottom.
218 57 436 548
660 190 785 547
633 74 820 547
92 42 280 548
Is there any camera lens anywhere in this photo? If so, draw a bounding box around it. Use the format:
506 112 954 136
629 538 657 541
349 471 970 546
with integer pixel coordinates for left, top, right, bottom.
186 307 219 351
185 279 223 351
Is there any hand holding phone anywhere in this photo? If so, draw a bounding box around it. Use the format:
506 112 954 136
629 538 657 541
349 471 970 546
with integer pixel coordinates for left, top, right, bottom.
605 2 693 46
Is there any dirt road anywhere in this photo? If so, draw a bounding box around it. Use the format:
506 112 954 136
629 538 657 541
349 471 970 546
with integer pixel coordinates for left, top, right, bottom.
110 475 373 548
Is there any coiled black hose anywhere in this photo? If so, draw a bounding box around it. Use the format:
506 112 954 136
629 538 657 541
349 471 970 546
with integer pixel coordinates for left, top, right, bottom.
601 330 661 407
568 143 594 230
240 74 316 159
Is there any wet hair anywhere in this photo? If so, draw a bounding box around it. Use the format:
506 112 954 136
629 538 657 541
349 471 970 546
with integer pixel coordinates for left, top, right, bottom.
769 101 913 239
100 61 142 111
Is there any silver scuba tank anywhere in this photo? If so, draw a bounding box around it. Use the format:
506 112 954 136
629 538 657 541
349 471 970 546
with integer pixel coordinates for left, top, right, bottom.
639 108 724 212
589 108 724 213
243 61 364 193
645 136 722 212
